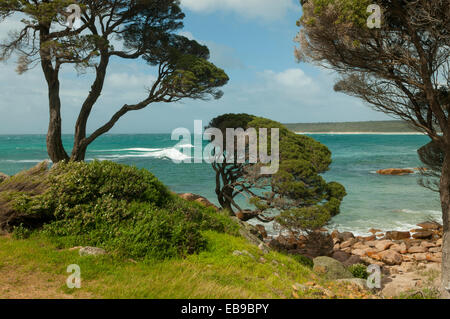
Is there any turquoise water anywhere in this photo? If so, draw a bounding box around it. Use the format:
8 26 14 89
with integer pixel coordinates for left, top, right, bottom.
0 133 442 235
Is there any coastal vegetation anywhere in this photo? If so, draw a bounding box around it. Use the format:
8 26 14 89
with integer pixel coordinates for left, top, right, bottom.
0 1 229 162
296 0 450 296
0 161 371 299
284 121 419 133
207 114 346 235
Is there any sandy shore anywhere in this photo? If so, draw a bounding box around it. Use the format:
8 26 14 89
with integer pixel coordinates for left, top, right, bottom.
296 132 426 135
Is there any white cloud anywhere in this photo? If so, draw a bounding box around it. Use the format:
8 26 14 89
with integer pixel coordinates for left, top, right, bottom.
180 0 298 21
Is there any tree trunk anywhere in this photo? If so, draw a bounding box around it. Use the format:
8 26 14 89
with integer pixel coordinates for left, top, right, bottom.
440 151 450 298
45 72 69 163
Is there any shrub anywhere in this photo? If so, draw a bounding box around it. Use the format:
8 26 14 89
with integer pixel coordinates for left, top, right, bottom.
348 263 368 279
3 161 238 260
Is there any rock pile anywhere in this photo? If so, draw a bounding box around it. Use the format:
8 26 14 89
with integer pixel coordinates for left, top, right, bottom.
331 221 443 268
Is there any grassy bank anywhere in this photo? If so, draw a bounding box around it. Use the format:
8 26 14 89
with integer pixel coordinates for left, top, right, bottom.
0 231 334 299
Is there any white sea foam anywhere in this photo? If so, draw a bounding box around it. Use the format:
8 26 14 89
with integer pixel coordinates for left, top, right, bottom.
92 146 191 162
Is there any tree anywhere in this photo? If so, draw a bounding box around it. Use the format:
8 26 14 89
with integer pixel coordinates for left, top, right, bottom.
295 0 450 296
0 1 229 162
418 140 443 192
207 113 346 234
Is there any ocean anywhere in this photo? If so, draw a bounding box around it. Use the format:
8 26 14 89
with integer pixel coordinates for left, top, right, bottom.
0 133 442 236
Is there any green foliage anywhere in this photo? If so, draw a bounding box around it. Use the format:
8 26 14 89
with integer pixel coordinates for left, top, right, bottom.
348 263 368 279
12 224 33 240
208 113 346 232
290 254 314 269
5 161 237 260
301 0 372 28
276 206 331 233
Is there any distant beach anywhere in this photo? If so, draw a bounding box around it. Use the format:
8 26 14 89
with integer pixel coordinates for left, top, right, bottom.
297 132 426 135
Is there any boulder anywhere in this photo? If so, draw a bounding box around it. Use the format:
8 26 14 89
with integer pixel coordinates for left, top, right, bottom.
79 246 107 256
412 253 427 261
385 231 411 240
420 241 436 248
341 238 358 249
376 168 414 175
429 246 442 253
375 240 394 251
417 221 442 230
312 256 353 280
342 255 364 267
390 242 407 254
408 245 428 254
340 232 355 242
412 230 433 240
331 250 351 263
378 250 402 265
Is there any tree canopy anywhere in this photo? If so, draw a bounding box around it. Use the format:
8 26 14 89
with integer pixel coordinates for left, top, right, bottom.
0 0 229 162
208 113 346 233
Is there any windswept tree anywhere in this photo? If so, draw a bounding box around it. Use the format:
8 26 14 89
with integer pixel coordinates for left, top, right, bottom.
0 0 229 162
207 113 346 234
295 0 450 295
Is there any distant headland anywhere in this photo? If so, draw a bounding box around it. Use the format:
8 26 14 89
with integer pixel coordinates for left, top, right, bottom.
284 120 427 134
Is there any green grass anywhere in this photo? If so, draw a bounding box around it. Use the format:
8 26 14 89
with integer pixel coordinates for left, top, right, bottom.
0 231 324 299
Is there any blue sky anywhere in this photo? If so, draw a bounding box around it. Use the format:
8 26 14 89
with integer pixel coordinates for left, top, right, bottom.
0 0 391 134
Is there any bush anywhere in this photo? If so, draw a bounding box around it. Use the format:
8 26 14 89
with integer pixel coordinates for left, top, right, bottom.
348 263 368 279
290 254 314 269
4 161 238 260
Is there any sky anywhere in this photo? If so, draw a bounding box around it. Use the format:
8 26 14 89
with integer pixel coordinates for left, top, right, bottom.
0 0 392 134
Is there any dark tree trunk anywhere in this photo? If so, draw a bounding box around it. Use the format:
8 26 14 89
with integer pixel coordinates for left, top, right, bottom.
440 150 450 298
46 78 69 163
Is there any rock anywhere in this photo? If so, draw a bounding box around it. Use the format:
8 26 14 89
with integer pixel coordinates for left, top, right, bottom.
412 230 433 240
178 193 219 210
390 243 407 254
312 256 353 280
412 253 427 261
351 249 368 257
255 224 268 239
429 246 442 253
0 172 9 183
385 231 411 240
79 246 107 256
341 238 357 249
343 255 364 267
426 253 442 263
340 232 355 242
331 230 340 240
352 242 369 250
231 217 265 246
436 238 443 246
360 235 377 241
258 243 270 254
369 228 382 235
275 235 297 251
335 278 369 290
378 250 402 265
417 221 442 230
408 245 428 253
376 168 414 175
375 240 394 251
421 241 436 248
332 250 351 263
